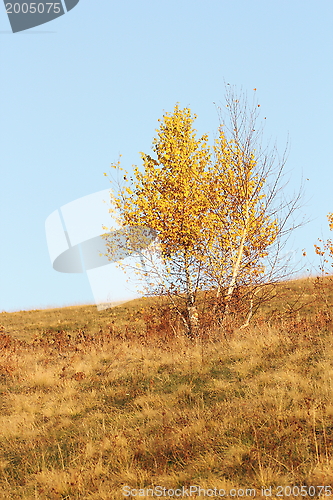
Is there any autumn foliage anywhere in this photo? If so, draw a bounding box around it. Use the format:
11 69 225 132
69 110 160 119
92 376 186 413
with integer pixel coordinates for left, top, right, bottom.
105 89 300 336
314 213 333 274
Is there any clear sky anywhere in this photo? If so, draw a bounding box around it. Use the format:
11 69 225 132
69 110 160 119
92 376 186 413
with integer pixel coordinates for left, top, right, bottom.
1 0 332 312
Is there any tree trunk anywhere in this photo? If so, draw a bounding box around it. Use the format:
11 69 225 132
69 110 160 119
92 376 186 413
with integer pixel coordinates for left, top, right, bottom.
184 250 199 337
222 202 249 325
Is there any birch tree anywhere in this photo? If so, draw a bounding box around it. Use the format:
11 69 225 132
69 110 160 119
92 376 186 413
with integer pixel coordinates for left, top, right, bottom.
203 87 304 326
105 105 212 337
104 89 303 335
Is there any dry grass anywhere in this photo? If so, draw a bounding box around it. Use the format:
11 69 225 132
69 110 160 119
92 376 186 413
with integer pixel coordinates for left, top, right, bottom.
0 277 332 499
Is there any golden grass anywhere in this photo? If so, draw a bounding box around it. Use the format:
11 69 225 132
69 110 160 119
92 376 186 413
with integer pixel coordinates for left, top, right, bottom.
0 277 332 498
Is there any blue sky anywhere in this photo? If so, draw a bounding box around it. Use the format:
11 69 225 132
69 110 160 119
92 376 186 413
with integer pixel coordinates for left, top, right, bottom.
1 0 332 312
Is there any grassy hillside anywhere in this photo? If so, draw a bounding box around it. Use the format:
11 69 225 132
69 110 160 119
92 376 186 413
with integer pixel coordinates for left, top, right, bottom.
0 276 333 499
2 276 333 342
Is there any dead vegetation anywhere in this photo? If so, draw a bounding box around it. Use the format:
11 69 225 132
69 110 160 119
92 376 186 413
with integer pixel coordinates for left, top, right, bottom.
0 276 332 499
